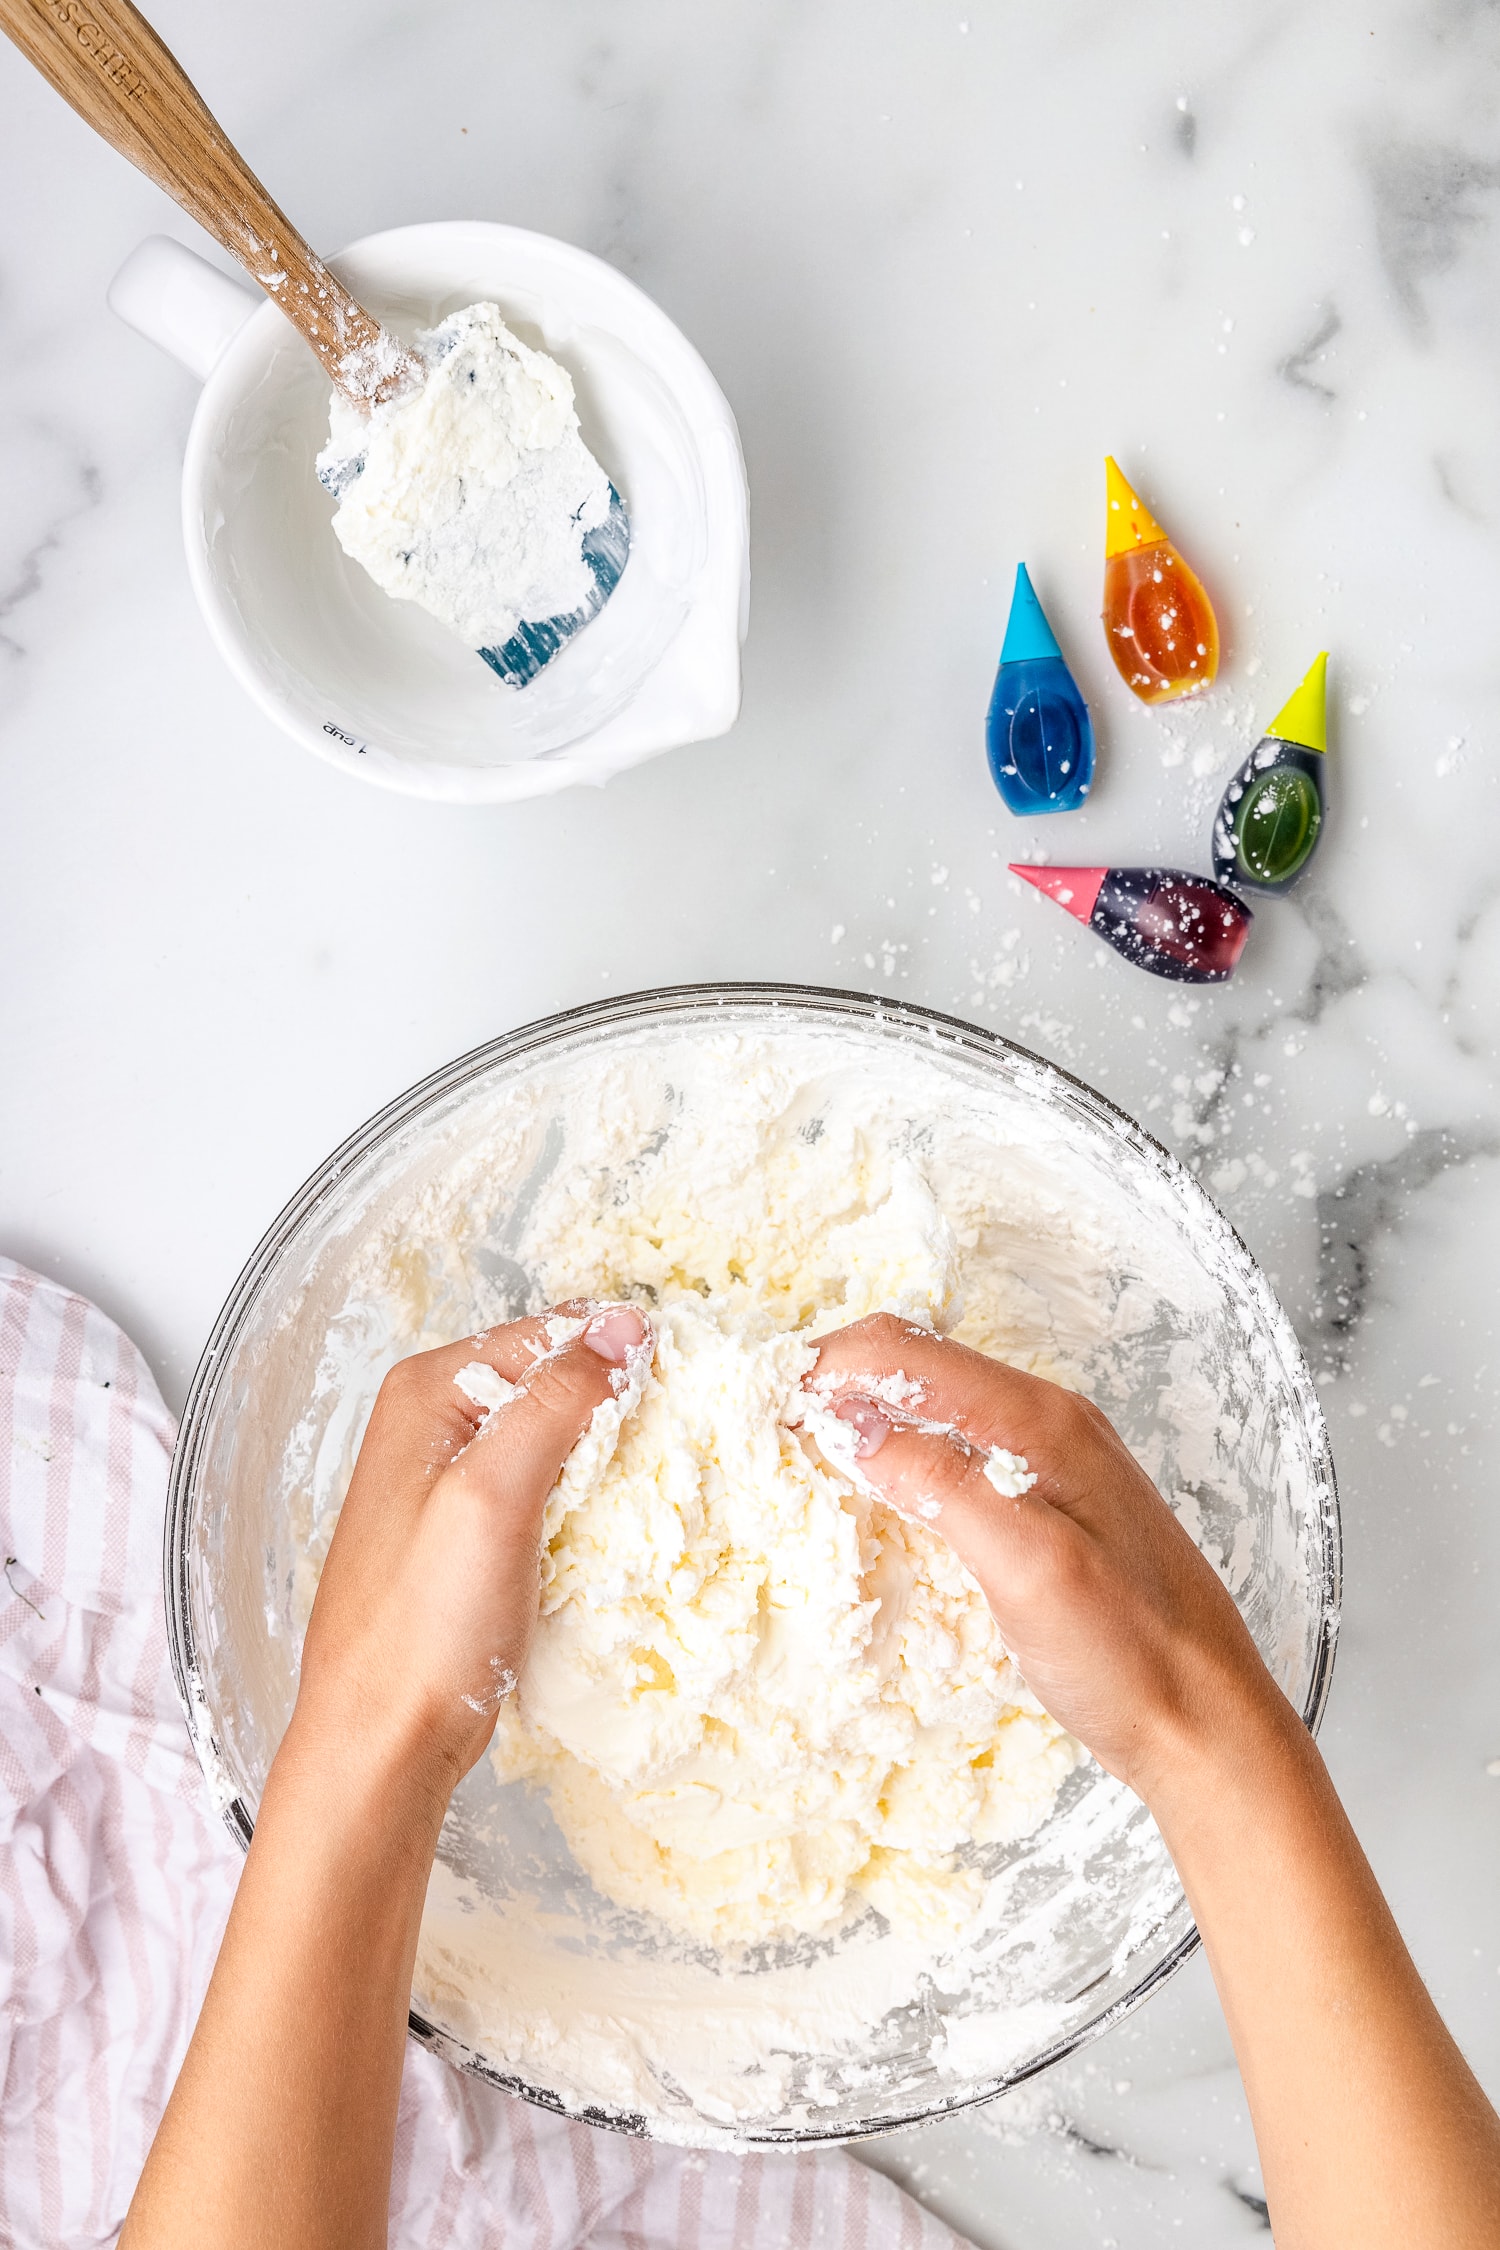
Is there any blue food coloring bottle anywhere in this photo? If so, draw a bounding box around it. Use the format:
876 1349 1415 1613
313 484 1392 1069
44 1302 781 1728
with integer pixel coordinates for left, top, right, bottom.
985 564 1096 814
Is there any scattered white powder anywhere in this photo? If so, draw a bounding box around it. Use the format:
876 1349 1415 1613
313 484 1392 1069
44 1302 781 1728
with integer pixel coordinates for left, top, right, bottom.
797 1367 1039 1517
460 1659 518 1717
453 1361 516 1415
983 1448 1037 1498
491 1294 1076 1950
319 302 612 649
334 323 421 408
185 1670 240 1817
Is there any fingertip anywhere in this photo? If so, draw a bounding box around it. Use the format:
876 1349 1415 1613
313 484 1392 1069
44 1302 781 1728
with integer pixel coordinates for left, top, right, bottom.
833 1396 892 1459
583 1303 652 1367
851 1422 992 1531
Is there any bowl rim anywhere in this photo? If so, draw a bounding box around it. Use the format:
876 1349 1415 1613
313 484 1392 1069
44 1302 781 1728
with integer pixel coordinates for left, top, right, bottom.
165 980 1341 2145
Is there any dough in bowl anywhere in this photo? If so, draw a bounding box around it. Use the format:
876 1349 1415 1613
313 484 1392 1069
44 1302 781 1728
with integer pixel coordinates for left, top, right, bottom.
489 1292 1080 1950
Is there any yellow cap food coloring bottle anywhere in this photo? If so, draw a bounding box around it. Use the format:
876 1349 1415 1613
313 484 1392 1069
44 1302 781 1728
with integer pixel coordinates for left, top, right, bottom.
1102 456 1220 703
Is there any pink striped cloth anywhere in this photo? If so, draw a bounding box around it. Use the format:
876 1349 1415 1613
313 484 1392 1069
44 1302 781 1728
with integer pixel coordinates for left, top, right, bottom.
0 1259 974 2249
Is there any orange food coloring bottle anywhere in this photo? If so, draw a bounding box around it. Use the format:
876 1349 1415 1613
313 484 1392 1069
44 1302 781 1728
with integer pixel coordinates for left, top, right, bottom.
1102 457 1219 703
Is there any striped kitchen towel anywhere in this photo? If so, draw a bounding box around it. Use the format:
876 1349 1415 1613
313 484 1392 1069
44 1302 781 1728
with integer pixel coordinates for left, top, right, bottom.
0 1258 973 2249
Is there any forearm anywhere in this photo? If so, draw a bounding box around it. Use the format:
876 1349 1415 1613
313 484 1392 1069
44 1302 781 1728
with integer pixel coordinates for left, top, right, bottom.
122 1708 448 2250
1152 1691 1500 2250
125 1308 643 2247
802 1322 1500 2238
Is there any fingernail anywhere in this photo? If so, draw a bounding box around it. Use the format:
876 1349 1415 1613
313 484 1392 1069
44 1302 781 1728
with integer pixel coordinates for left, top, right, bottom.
834 1397 892 1459
584 1305 649 1366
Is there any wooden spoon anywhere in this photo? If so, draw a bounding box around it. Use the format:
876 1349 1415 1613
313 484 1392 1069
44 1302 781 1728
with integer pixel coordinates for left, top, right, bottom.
0 0 423 406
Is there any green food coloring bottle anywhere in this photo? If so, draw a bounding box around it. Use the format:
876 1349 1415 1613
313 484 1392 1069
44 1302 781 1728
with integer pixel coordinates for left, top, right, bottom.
1212 654 1329 897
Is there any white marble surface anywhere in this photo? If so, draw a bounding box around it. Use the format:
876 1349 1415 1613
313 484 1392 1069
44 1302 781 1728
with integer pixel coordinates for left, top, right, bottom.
3 0 1500 2239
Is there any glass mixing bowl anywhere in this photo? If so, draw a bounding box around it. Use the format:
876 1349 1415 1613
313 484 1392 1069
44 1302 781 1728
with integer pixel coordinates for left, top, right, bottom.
166 985 1339 2147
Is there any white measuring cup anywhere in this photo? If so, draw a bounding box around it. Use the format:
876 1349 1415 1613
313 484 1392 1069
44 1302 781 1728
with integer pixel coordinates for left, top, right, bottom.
110 224 750 803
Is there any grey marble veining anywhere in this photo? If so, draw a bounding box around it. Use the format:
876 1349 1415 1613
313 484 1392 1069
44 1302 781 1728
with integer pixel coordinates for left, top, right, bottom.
2 1 1499 2241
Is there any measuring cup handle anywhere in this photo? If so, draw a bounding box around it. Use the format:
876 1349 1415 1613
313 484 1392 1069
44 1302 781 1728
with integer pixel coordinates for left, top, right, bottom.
108 234 256 381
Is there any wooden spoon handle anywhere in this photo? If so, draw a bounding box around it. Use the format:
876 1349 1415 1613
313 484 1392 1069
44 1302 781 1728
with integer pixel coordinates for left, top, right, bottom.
0 0 420 403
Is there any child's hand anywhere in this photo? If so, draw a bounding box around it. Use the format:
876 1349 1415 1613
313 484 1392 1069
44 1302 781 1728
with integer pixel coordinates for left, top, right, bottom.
294 1302 650 1799
805 1314 1286 1805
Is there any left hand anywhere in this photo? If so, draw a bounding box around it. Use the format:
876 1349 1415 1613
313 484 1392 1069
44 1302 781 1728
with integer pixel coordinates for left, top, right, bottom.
294 1300 650 1800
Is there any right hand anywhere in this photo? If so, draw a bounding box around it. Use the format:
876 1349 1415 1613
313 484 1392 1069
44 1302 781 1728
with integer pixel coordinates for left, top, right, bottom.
805 1314 1294 1805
